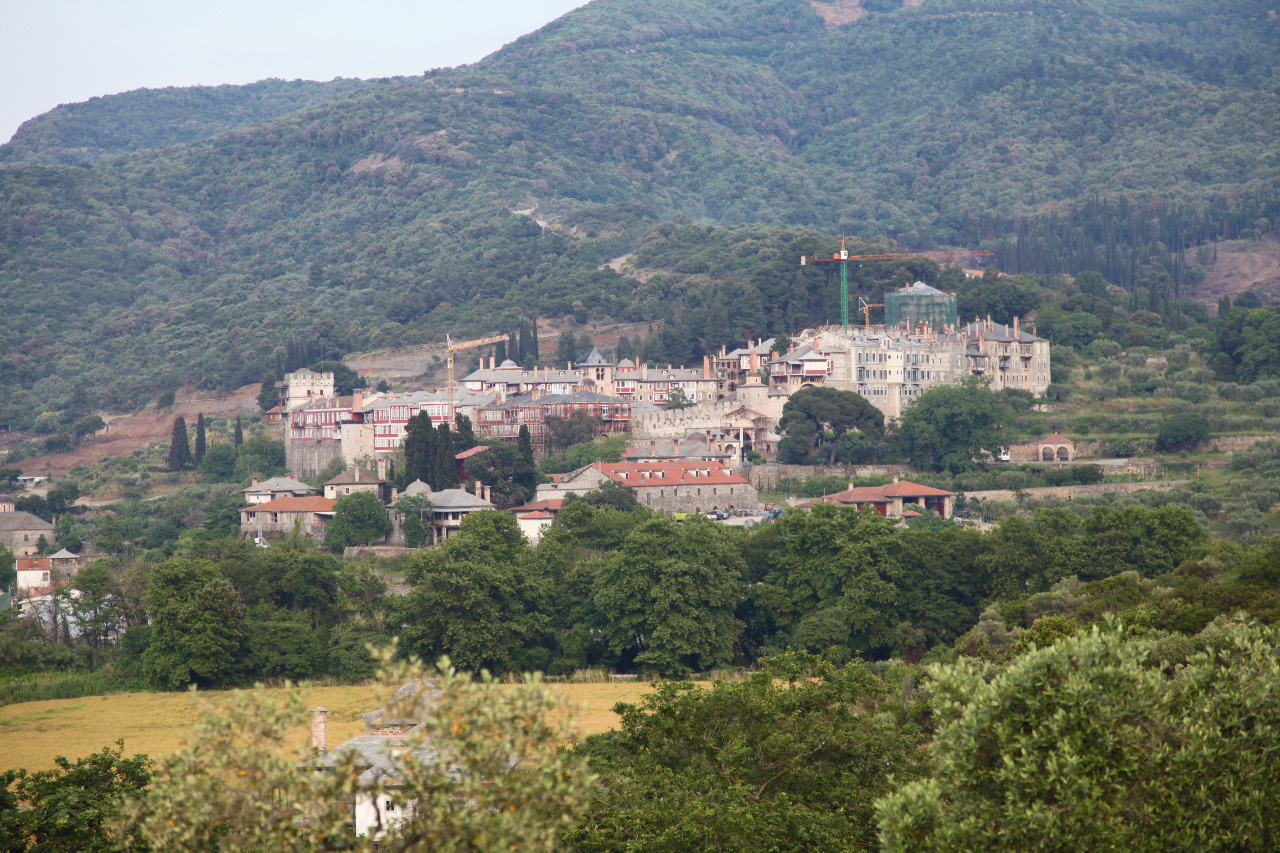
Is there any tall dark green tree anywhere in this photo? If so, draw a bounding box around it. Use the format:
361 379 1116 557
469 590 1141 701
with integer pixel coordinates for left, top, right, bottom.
434 423 458 489
256 374 278 412
194 413 206 465
779 386 884 465
233 415 243 447
403 412 436 485
167 417 192 472
454 413 478 452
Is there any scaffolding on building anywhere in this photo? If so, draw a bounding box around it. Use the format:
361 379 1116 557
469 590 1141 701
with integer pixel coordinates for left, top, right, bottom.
884 282 957 330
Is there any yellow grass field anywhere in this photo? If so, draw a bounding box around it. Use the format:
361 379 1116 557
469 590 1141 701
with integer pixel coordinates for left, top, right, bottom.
0 682 658 773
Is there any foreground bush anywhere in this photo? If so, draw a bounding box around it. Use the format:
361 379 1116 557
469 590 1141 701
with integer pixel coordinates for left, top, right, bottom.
877 619 1280 851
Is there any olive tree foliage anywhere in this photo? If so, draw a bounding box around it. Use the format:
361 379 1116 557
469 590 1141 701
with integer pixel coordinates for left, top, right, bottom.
122 650 594 852
877 620 1280 851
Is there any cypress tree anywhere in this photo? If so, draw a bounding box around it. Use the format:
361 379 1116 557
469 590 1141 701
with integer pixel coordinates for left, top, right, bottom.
435 424 458 489
530 316 540 361
194 413 206 465
517 425 537 495
404 412 435 485
168 417 192 472
233 415 244 447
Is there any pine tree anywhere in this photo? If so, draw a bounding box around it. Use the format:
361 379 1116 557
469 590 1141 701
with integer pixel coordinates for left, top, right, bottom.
167 417 192 472
233 416 244 447
194 414 206 465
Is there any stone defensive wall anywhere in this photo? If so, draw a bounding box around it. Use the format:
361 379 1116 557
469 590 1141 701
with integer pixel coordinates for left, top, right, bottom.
965 479 1190 504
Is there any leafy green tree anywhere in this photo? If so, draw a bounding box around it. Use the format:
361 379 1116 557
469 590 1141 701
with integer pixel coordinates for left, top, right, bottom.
571 654 929 852
193 413 206 465
397 512 546 672
197 442 238 481
749 504 907 659
233 435 287 481
1082 505 1210 579
546 411 601 454
1155 411 1210 452
463 443 537 508
877 621 1280 851
323 491 391 553
564 480 639 512
256 374 278 412
157 390 176 411
166 417 191 472
663 387 693 409
779 386 884 465
397 494 435 548
592 516 744 675
142 559 247 690
0 742 152 853
71 414 106 440
0 544 15 591
894 378 1014 473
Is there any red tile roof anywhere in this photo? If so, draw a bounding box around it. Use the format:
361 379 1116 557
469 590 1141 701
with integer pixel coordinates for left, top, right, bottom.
517 511 555 520
594 461 749 487
454 445 491 461
1038 433 1074 444
812 480 954 505
240 496 338 514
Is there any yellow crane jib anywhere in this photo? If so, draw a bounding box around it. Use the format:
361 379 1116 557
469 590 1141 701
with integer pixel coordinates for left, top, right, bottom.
446 333 510 403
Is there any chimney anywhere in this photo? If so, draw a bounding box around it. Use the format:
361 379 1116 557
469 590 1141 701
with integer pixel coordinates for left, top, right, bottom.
483 485 491 502
251 476 258 489
391 488 398 503
311 708 328 752
377 456 388 480
673 438 680 455
642 364 648 380
814 336 821 350
893 476 899 484
1013 316 1020 338
650 440 657 456
848 481 854 490
703 355 711 379
475 479 483 497
352 390 363 412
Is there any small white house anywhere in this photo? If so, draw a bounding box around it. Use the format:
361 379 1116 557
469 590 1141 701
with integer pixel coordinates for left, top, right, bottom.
515 511 554 545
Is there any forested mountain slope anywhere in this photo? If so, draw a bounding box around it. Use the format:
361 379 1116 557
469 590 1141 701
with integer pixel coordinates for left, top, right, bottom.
0 78 366 166
1 0 1277 427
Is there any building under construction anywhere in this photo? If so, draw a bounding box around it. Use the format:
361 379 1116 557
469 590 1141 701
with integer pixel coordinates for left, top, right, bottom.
884 281 958 331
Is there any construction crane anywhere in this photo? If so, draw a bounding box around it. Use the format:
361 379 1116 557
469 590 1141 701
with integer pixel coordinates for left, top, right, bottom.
800 239 995 332
446 333 509 403
857 297 884 328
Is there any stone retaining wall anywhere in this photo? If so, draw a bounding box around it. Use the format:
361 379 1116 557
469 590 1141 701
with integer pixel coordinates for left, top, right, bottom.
965 479 1189 504
748 463 916 492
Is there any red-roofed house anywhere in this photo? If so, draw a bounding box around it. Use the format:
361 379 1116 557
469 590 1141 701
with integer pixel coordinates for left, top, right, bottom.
515 511 556 544
562 461 759 515
806 477 955 518
240 496 338 542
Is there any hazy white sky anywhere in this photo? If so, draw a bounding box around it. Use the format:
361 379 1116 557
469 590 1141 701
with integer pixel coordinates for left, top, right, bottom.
1 0 589 143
